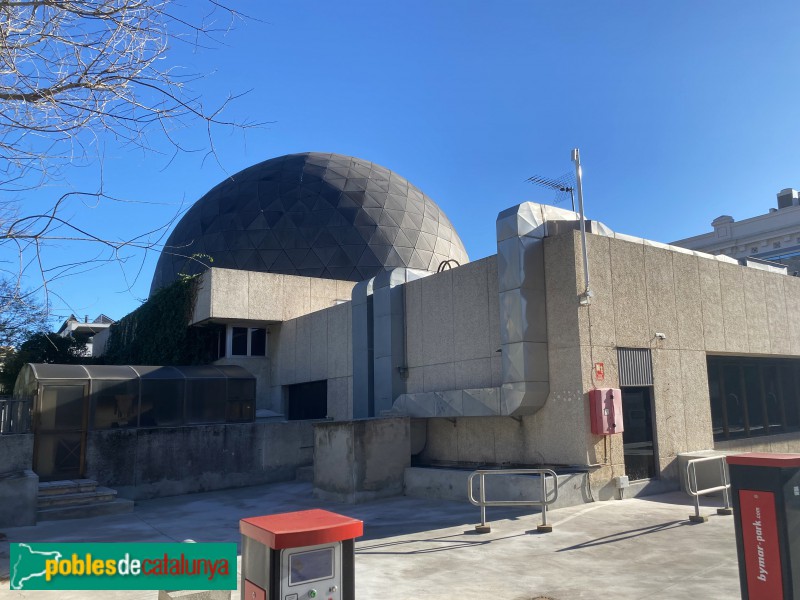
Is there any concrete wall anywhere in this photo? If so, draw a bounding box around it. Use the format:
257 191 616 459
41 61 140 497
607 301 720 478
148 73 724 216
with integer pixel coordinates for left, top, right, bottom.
191 268 354 325
415 229 800 498
414 234 603 481
403 257 502 394
0 433 37 527
0 433 33 472
268 302 352 419
85 421 313 500
313 417 410 503
192 269 355 415
572 231 800 491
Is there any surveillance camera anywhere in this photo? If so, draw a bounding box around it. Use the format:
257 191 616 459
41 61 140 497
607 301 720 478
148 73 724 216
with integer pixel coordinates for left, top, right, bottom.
655 332 666 340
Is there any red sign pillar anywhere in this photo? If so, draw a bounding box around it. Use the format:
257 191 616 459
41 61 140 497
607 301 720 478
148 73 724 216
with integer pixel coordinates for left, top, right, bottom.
727 453 800 599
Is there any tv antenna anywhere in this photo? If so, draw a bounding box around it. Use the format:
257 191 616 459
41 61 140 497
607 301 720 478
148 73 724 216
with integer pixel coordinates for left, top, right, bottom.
525 172 576 212
526 150 592 305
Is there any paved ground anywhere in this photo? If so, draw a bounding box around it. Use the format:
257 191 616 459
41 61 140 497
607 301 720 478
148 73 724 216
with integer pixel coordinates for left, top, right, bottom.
0 481 741 599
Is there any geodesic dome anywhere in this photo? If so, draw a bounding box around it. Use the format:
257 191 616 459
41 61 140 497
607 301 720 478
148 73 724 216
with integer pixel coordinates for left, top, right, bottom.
150 152 469 293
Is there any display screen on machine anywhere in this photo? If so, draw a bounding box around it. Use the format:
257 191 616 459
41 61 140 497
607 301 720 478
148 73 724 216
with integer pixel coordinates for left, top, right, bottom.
289 547 334 585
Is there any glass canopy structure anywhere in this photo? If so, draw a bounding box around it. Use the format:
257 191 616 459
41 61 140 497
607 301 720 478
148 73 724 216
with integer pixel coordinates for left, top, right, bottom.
11 364 256 480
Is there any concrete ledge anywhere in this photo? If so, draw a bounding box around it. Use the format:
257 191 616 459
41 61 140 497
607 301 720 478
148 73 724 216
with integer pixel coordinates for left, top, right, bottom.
403 467 591 510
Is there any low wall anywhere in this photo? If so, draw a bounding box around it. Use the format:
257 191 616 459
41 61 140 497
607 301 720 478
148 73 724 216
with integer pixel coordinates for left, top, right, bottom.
85 421 314 500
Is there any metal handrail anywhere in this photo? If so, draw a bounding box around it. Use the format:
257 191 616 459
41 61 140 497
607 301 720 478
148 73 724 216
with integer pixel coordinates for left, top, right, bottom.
467 468 559 533
685 455 733 522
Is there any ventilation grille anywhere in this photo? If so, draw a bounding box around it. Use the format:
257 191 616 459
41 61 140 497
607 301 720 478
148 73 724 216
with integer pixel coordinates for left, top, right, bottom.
617 348 653 387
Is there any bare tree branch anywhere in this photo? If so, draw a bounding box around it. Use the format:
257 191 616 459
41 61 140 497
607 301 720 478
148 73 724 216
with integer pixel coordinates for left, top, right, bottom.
0 0 263 320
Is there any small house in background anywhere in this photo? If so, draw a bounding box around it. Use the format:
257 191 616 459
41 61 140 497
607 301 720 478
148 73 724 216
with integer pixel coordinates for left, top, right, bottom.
56 314 114 357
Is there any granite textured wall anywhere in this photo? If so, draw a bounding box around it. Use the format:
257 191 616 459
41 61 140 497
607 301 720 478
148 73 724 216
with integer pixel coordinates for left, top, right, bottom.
403 257 502 395
415 229 800 499
570 230 800 494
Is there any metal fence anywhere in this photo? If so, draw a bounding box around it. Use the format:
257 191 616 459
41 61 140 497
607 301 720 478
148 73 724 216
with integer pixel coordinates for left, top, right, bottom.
0 397 31 434
467 468 559 533
685 455 733 522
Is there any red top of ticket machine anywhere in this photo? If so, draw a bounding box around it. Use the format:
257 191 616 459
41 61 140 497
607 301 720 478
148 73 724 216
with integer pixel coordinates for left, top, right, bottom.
239 509 364 600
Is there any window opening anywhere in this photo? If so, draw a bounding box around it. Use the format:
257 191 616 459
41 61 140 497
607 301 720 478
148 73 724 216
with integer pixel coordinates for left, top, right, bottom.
708 356 800 442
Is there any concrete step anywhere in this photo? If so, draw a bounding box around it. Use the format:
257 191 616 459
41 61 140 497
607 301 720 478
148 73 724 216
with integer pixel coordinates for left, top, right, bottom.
37 498 134 522
37 486 118 508
38 479 97 496
295 465 314 482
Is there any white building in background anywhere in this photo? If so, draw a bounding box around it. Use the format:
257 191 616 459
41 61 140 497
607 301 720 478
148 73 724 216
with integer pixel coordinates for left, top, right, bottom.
672 188 800 274
56 314 114 356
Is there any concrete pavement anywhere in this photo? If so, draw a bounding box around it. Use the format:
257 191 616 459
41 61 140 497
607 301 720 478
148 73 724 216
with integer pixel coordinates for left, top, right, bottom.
0 480 741 599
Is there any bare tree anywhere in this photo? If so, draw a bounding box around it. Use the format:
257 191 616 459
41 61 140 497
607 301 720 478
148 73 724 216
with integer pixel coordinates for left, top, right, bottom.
0 0 258 307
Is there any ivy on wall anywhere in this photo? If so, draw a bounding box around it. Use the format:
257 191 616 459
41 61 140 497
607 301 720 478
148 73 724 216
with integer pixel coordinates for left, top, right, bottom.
103 276 220 366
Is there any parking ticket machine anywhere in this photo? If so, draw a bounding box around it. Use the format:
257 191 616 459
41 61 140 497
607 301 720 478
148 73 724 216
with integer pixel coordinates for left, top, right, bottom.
240 509 363 600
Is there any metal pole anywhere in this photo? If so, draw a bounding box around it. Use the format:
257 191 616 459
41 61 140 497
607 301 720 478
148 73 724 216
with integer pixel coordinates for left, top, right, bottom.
718 458 733 515
571 149 591 302
480 473 487 527
541 475 548 526
537 473 553 533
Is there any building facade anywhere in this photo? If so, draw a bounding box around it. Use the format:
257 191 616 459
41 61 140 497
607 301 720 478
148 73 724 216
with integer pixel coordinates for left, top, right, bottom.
31 156 800 509
56 314 114 357
672 188 800 275
186 202 800 500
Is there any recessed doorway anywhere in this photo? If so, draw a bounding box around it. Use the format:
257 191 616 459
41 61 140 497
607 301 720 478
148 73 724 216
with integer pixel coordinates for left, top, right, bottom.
621 386 656 480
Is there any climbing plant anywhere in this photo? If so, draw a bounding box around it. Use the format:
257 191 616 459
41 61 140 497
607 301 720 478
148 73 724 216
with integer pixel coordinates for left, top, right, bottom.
103 276 221 366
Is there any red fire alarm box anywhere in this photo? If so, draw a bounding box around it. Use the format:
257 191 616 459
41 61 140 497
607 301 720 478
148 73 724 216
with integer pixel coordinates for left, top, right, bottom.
589 388 623 435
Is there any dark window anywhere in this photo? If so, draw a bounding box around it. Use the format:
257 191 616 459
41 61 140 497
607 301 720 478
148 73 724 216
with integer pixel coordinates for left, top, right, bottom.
708 356 800 442
286 380 327 420
250 328 267 356
231 327 248 356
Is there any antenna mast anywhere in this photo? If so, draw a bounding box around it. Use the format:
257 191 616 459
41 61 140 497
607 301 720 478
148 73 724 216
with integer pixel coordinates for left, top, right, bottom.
571 148 592 305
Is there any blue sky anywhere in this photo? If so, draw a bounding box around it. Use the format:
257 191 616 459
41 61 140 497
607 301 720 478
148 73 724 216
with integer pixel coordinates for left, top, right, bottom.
14 0 800 324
